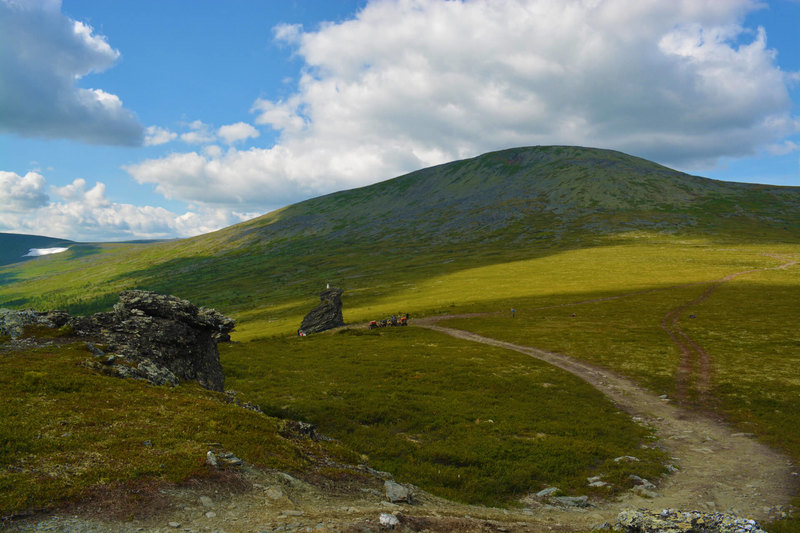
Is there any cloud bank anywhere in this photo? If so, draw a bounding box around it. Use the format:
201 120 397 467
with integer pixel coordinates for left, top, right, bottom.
0 172 254 242
0 0 143 145
126 0 798 211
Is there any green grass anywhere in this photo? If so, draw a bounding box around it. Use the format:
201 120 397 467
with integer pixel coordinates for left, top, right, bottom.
0 342 360 517
433 245 800 530
437 247 800 459
222 327 665 506
3 236 800 519
681 262 800 460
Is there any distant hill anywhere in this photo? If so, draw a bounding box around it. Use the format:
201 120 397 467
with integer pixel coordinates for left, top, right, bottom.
234 145 800 246
1 146 799 314
0 232 73 267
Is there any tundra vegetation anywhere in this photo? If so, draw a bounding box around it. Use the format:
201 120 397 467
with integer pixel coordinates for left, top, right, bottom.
1 147 799 529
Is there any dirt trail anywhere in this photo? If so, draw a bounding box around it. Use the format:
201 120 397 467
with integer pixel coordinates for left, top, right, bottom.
662 256 799 407
416 319 796 525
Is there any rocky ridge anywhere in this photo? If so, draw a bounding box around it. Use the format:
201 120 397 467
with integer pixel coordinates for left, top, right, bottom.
0 290 234 391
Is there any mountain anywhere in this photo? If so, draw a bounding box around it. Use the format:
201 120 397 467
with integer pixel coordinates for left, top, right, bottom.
1 146 798 316
4 146 800 528
234 145 800 247
0 232 74 267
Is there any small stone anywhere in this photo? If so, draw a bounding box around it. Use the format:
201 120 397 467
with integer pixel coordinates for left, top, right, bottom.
218 451 243 466
205 511 217 518
265 486 285 500
384 480 412 503
554 496 590 508
629 475 656 490
613 456 639 462
86 342 105 357
379 513 400 528
206 451 219 467
282 510 305 517
632 485 657 498
536 487 559 498
168 522 181 528
200 496 214 507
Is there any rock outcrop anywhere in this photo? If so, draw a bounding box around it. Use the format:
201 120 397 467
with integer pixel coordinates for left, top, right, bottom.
0 308 71 339
299 286 344 334
2 291 234 392
612 509 765 533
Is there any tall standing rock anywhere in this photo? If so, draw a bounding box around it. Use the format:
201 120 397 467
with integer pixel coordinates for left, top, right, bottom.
299 287 344 334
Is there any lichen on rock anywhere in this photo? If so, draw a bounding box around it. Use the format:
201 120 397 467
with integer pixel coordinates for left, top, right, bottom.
614 509 765 533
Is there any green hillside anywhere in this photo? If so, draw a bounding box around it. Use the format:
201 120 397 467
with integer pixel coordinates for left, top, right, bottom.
0 233 73 268
1 146 798 322
2 146 800 525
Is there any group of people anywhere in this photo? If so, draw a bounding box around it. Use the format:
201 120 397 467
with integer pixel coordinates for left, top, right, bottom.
369 313 410 329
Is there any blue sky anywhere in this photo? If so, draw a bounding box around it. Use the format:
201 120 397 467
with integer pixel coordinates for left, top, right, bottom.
1 0 798 241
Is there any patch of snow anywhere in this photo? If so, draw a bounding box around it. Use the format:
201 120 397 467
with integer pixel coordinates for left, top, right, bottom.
23 247 69 257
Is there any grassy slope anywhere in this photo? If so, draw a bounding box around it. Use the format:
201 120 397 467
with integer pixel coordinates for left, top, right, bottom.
2 146 800 518
223 327 665 506
0 233 74 269
436 243 800 529
1 146 798 322
0 338 362 517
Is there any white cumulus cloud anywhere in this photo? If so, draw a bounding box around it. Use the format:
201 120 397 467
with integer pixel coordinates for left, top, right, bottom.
52 178 110 208
0 0 144 145
0 171 49 211
217 122 260 145
144 126 178 146
125 0 798 209
0 173 254 241
180 120 217 145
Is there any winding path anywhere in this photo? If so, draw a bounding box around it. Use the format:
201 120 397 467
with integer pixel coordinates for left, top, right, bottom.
413 255 799 522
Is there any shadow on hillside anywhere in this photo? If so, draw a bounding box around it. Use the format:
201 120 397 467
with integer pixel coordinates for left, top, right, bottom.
0 271 20 287
15 221 800 321
66 244 103 260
